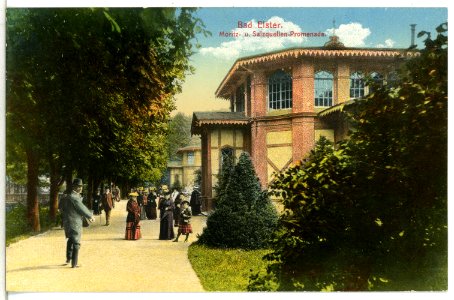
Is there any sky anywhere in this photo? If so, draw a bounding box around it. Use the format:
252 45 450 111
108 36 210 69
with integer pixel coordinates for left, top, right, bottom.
173 7 448 116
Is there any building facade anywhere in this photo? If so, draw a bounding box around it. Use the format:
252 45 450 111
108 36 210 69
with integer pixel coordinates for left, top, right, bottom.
192 36 418 210
167 145 202 190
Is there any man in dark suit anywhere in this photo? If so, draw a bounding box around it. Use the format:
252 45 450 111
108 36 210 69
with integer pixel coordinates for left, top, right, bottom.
60 178 94 268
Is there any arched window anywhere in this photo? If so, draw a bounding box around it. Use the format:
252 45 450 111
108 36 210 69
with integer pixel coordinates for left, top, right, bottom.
268 70 292 110
350 71 365 99
220 146 234 169
314 71 334 107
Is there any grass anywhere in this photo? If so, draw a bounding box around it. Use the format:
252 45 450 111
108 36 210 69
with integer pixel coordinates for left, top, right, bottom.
188 243 271 291
6 203 55 246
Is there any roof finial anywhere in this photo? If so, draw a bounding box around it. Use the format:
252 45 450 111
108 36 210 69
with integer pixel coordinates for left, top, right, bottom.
324 18 345 49
333 18 336 36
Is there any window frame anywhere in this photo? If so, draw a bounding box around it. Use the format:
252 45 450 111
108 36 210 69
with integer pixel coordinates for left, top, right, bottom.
187 151 195 165
268 70 293 111
350 71 365 99
314 70 334 107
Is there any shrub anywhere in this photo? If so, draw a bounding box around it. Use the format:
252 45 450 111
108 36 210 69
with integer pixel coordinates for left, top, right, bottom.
197 152 278 249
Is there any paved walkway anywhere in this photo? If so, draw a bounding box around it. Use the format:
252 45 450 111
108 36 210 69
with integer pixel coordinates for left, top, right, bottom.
5 200 207 292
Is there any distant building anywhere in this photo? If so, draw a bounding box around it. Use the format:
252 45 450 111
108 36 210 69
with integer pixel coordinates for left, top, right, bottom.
167 145 201 190
191 34 419 211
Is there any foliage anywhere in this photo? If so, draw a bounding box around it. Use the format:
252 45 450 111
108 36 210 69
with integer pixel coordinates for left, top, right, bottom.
193 168 202 187
6 8 207 229
6 204 55 246
212 155 234 206
171 177 183 191
248 24 447 291
167 113 192 161
197 153 278 249
188 243 272 291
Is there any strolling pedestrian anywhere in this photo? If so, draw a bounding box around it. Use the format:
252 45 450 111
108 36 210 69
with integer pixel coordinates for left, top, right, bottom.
190 186 202 216
173 200 192 242
146 187 158 220
112 184 121 203
159 185 175 240
173 190 182 227
125 192 142 240
60 178 95 268
101 187 113 226
137 189 147 220
92 189 101 216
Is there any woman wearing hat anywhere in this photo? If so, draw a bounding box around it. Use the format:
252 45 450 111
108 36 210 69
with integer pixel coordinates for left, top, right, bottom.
146 187 158 220
125 192 142 240
173 199 193 242
158 185 175 240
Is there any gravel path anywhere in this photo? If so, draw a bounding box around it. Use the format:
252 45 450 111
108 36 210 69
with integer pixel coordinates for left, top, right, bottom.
5 200 207 292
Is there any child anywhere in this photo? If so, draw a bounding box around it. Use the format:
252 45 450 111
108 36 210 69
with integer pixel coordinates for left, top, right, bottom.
173 200 192 242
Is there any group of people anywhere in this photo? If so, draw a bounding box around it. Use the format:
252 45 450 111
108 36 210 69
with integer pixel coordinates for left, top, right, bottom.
59 178 203 268
126 185 202 243
92 185 121 226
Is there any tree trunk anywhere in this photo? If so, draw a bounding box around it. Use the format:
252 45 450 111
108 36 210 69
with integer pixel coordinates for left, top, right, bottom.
26 148 40 232
49 157 64 223
64 170 73 193
86 174 94 210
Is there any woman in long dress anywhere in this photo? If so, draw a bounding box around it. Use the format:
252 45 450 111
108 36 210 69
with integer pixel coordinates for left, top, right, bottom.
125 192 142 240
159 185 175 240
146 188 158 220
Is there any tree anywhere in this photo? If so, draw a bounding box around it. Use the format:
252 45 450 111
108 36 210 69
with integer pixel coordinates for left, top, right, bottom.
6 8 208 231
197 152 278 249
167 113 192 161
248 23 447 291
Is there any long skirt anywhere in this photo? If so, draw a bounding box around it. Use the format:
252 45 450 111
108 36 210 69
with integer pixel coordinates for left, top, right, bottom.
174 207 180 227
178 223 193 234
125 222 142 240
140 206 147 220
159 215 175 240
145 206 157 220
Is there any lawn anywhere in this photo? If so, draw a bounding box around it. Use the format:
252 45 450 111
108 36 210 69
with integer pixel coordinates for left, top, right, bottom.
188 243 271 291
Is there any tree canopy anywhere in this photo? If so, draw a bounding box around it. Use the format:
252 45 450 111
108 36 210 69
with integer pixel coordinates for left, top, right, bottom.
6 8 208 230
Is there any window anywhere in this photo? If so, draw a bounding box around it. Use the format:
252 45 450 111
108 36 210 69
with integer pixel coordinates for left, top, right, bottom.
350 72 365 99
187 151 195 165
314 71 334 107
268 70 292 110
220 147 234 169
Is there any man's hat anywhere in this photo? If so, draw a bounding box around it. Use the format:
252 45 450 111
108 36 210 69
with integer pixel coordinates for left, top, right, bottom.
129 192 139 197
182 200 190 206
72 178 83 186
161 185 169 192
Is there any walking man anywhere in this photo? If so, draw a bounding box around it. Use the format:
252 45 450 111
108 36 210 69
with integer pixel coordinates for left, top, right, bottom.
102 187 114 226
60 178 94 268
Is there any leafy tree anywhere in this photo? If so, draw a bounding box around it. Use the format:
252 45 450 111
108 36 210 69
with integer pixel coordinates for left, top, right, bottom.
167 113 192 161
197 152 278 249
6 8 208 231
248 24 447 291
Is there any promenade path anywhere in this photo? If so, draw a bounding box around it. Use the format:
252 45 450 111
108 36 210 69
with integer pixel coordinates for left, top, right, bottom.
5 200 207 292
